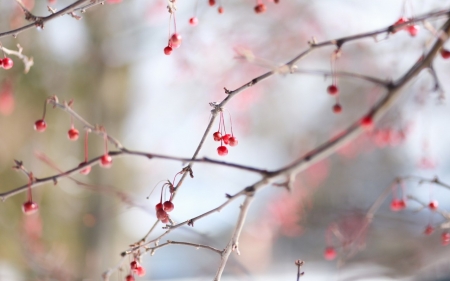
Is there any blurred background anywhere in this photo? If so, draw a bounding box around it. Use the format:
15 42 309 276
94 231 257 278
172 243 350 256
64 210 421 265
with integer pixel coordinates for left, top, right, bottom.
1 0 450 280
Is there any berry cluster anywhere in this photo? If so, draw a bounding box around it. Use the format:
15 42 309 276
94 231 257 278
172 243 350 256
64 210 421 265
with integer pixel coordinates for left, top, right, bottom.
212 111 238 156
326 50 342 114
164 33 182 55
152 178 177 224
33 99 111 175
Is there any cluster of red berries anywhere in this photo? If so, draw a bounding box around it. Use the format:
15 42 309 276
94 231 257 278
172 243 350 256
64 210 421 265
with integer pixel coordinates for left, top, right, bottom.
0 57 13 70
392 17 419 36
125 260 146 280
33 100 111 174
152 179 176 223
212 111 238 156
22 173 39 215
164 33 182 55
327 84 342 114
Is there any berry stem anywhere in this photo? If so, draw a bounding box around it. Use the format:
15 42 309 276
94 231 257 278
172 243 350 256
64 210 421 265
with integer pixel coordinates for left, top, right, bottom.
27 173 33 201
103 132 109 155
84 130 89 162
227 111 234 137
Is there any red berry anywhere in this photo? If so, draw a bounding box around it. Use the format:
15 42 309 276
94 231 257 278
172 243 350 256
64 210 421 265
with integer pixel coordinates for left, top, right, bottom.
155 203 163 210
424 225 434 235
228 136 238 146
100 154 113 168
135 266 146 277
360 116 373 130
170 33 182 49
213 131 222 141
2 57 13 70
156 209 168 220
327 85 339 95
254 4 266 14
217 146 228 156
442 232 450 246
390 199 406 211
130 261 139 270
22 200 39 215
441 49 450 59
323 247 336 260
125 274 135 281
218 6 224 14
332 103 342 114
163 201 174 212
164 46 172 55
78 162 91 175
408 25 419 37
209 0 215 6
68 127 79 141
428 200 438 210
189 17 198 26
161 217 169 224
34 119 47 132
222 134 231 145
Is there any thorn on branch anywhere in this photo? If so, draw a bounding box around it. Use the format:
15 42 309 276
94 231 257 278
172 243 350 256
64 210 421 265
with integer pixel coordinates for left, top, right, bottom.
120 251 126 257
225 193 232 199
187 219 194 227
53 177 58 185
181 166 194 178
224 87 231 94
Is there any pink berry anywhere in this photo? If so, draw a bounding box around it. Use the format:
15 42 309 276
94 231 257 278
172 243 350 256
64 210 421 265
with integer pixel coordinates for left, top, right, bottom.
155 203 163 210
327 85 339 95
217 146 228 156
189 17 198 26
34 119 47 132
442 232 450 246
22 200 39 215
100 154 113 168
218 6 224 14
424 225 434 235
78 162 91 175
209 0 215 6
228 136 238 147
125 274 135 281
213 131 222 141
130 261 139 270
360 116 373 130
408 25 419 37
170 33 182 49
390 199 406 212
323 247 336 260
254 4 266 14
163 201 174 212
135 266 146 277
441 49 450 59
428 200 438 210
68 127 79 141
156 209 168 220
222 134 231 145
164 46 172 55
332 103 342 114
2 57 13 70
